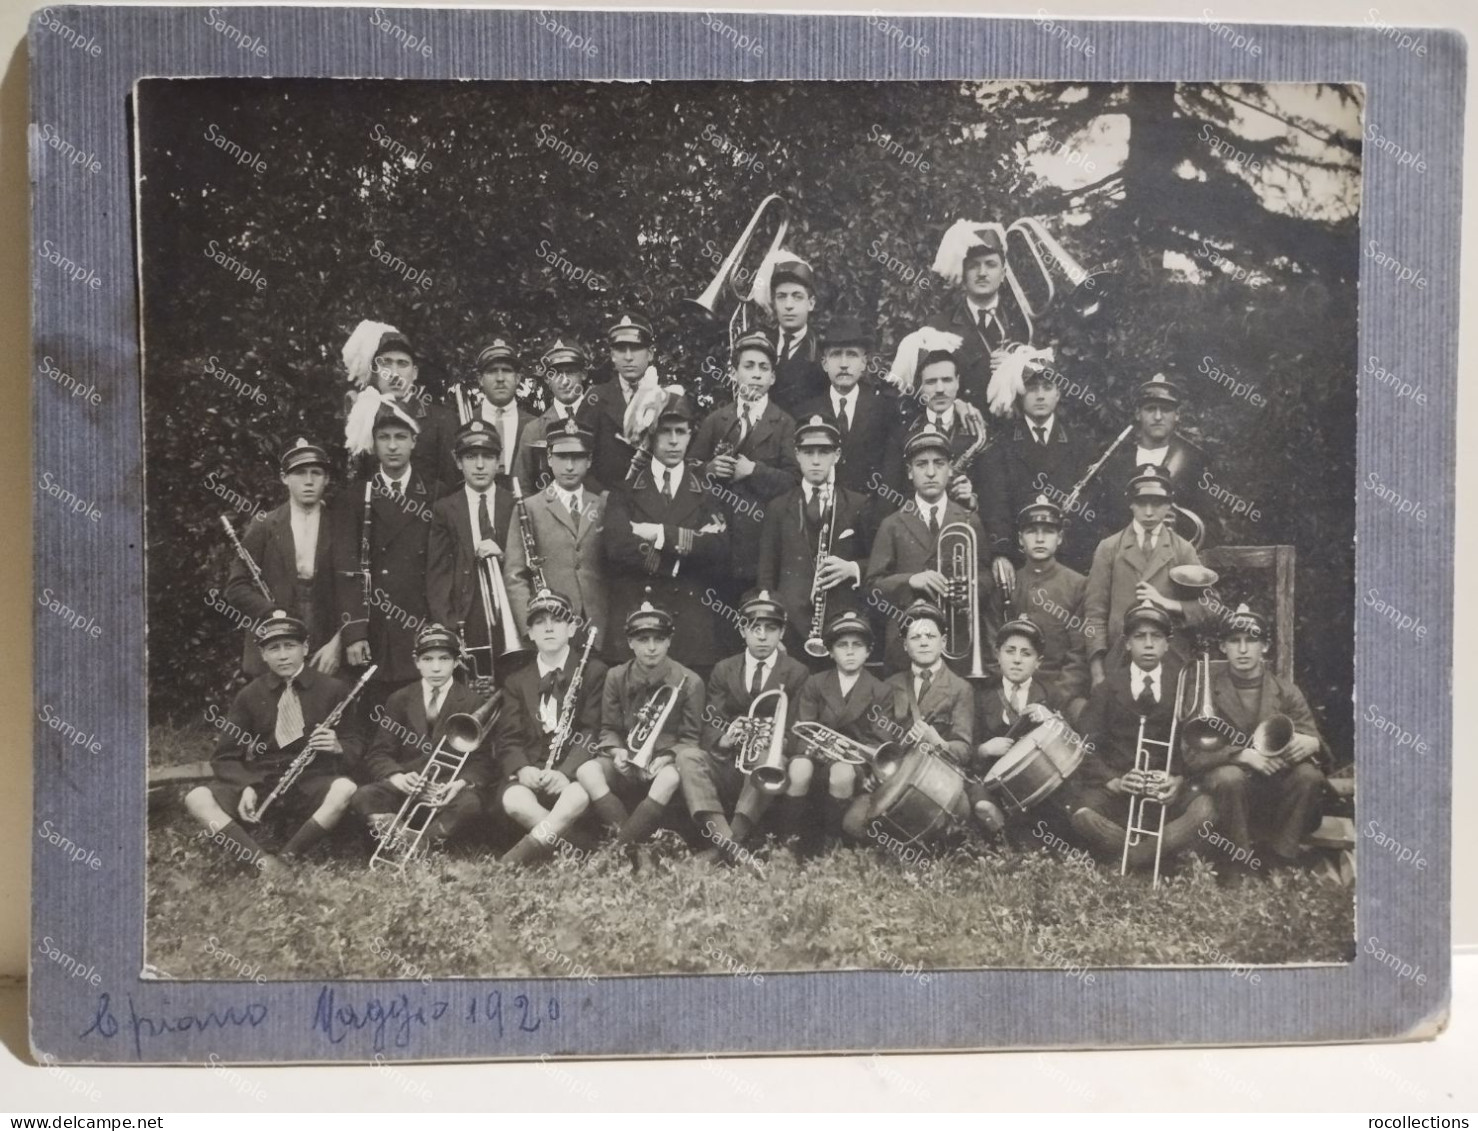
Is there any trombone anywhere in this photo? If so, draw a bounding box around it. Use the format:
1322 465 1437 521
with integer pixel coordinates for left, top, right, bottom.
938 521 988 681
1122 665 1188 889
686 194 789 352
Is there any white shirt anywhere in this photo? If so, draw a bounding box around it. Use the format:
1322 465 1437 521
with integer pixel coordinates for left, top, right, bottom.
288 502 320 580
778 325 808 359
1135 443 1169 467
557 487 584 522
912 660 944 703
1131 519 1162 553
737 394 769 436
379 467 411 496
831 387 857 429
837 670 861 698
648 462 685 554
480 400 519 474
1026 414 1056 445
464 484 496 543
423 678 450 719
743 651 773 693
802 479 832 510
537 647 572 733
966 295 1003 333
914 495 945 530
928 406 958 431
1132 665 1163 704
552 395 585 422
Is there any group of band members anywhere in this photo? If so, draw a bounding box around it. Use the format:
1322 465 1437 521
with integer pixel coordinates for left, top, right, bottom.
188 222 1330 884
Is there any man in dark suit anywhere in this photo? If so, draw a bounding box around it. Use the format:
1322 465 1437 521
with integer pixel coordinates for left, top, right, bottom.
603 393 732 674
460 337 538 495
864 425 994 674
224 438 341 678
335 400 441 719
689 330 800 639
978 364 1096 573
1093 377 1222 548
513 337 599 494
924 223 1029 409
344 326 459 488
587 311 658 493
794 315 905 508
427 420 518 684
755 415 873 663
764 256 829 414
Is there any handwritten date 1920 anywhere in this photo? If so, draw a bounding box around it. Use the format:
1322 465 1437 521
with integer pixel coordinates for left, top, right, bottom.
313 986 560 1052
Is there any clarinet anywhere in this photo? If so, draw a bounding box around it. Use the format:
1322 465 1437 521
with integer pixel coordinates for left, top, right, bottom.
543 629 598 771
356 480 374 661
219 514 273 602
802 487 838 659
250 664 378 821
510 478 549 594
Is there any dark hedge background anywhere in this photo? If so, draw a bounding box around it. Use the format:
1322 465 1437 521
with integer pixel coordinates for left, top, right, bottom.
136 79 1360 757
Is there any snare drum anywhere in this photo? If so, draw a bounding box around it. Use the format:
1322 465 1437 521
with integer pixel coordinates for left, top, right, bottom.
982 717 1086 815
866 748 970 846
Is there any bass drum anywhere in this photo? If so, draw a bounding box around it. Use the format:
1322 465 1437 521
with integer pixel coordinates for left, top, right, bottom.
982 716 1086 815
866 748 970 846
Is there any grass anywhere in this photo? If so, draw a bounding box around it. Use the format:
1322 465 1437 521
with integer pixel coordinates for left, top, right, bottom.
147 723 1356 980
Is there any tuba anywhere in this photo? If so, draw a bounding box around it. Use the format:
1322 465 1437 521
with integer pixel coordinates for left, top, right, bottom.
790 721 906 783
938 521 988 681
732 687 789 795
686 194 789 352
369 688 503 871
626 680 683 779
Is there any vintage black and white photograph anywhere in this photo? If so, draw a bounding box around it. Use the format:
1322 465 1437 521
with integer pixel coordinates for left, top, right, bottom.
138 75 1360 981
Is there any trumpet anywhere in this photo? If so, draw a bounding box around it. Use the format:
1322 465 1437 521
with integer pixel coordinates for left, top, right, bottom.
790 721 906 783
731 688 789 795
686 194 789 352
369 688 504 871
1122 665 1189 889
802 486 838 659
625 680 683 779
938 521 988 681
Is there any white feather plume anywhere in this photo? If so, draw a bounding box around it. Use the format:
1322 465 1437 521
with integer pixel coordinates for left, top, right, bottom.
344 386 384 457
986 345 1057 418
342 319 400 389
931 220 1002 284
884 327 965 394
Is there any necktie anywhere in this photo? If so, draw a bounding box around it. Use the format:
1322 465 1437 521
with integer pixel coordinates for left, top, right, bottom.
927 505 941 543
1033 426 1047 446
1009 681 1027 714
274 679 304 748
805 486 823 525
661 469 673 499
740 403 754 443
538 669 561 731
780 332 794 360
750 659 766 697
564 491 579 520
427 683 443 726
539 668 561 698
477 493 493 539
1136 674 1157 712
916 668 933 704
1141 528 1155 554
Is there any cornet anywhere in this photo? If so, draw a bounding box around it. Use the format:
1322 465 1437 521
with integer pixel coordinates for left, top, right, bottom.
938 521 988 681
686 194 789 352
790 722 906 783
731 687 789 795
626 680 683 779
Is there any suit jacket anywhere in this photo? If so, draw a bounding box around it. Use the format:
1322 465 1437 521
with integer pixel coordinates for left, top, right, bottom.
491 649 608 778
409 397 460 491
795 384 906 504
880 664 975 763
789 668 892 758
598 657 706 760
363 678 495 785
701 650 812 753
926 297 1029 409
769 327 829 416
503 484 608 646
603 463 733 668
1095 435 1222 547
426 485 516 658
1075 658 1186 783
333 471 439 684
977 416 1095 570
512 397 599 495
904 406 993 504
224 501 338 675
585 377 643 494
864 499 993 673
755 483 873 655
1184 667 1329 777
973 677 1064 747
467 401 537 494
1002 559 1091 701
211 667 362 786
689 400 800 583
1083 524 1208 663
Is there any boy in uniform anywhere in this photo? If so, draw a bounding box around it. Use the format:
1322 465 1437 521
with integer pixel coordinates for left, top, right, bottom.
755 414 872 664
514 337 596 494
496 589 609 867
571 599 706 850
184 611 361 877
1063 602 1215 871
788 610 892 846
1183 604 1328 876
427 419 518 680
1083 464 1209 684
677 592 812 862
974 618 1068 759
351 623 500 851
864 425 993 673
224 438 341 678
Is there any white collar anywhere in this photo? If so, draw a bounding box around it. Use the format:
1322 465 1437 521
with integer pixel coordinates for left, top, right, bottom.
803 475 832 501
779 326 808 345
654 461 684 489
1027 414 1055 436
1131 519 1164 544
912 661 944 681
929 405 957 429
738 394 769 419
966 295 1001 319
465 483 494 504
914 494 945 521
423 677 452 701
1133 665 1163 689
837 669 861 694
537 647 572 678
379 467 410 489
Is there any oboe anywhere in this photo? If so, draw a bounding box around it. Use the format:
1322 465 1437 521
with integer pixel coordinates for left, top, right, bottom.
219 514 273 603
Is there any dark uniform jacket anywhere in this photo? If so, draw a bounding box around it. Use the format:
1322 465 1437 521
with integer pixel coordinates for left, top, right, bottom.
363 678 496 786
755 483 873 656
795 384 907 505
1095 434 1222 547
211 666 363 786
334 471 439 685
224 501 338 676
1002 559 1091 701
585 377 644 495
426 484 517 658
689 399 800 585
880 664 975 764
977 416 1096 570
789 668 892 759
512 397 600 495
603 463 733 669
973 676 1065 747
1184 667 1328 778
502 485 608 647
925 297 1029 409
769 328 829 416
408 395 460 491
701 650 812 753
904 406 993 506
1074 658 1187 785
491 649 608 779
598 657 706 760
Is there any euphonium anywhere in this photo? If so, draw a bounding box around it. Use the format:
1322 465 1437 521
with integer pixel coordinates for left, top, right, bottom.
626 680 682 778
369 688 504 871
732 687 789 795
790 721 906 782
938 520 988 681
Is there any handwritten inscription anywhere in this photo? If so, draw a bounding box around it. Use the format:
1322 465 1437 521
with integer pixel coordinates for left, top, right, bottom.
312 986 561 1052
80 993 268 1059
